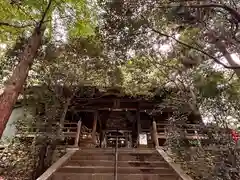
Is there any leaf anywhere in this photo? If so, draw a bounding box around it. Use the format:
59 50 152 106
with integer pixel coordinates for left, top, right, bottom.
69 20 95 37
128 60 132 65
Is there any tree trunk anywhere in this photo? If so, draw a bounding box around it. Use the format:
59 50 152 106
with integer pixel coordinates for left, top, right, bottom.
0 27 44 138
44 99 71 168
59 98 71 129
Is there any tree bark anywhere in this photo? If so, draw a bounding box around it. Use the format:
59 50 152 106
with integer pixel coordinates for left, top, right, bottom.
0 27 44 138
215 39 240 77
159 3 240 22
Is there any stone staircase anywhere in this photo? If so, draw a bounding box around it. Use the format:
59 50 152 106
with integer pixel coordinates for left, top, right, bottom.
48 148 180 180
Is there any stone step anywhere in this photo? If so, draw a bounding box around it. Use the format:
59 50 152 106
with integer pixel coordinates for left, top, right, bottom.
73 151 160 157
57 166 174 174
51 173 178 180
66 160 170 168
70 154 114 161
70 155 164 162
71 153 164 161
76 148 157 154
73 151 115 156
65 160 114 167
79 148 115 151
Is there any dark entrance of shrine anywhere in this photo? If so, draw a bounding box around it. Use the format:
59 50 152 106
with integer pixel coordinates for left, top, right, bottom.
100 110 137 148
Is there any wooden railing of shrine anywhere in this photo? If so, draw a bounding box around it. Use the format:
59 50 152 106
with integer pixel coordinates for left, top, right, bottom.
16 121 82 146
152 121 207 147
17 122 78 136
17 119 207 148
156 123 206 138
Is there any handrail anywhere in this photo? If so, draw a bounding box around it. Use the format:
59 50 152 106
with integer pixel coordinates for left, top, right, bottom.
156 148 194 180
36 149 77 180
114 131 118 180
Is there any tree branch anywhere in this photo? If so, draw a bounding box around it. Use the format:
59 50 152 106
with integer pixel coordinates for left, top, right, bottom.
0 22 33 28
150 27 240 69
0 0 53 29
159 3 240 22
37 0 53 30
227 72 235 82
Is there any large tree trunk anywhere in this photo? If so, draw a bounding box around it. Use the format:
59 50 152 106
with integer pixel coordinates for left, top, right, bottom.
0 27 44 138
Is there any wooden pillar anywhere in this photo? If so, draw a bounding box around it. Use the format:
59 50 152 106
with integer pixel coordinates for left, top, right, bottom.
74 119 82 147
102 131 107 148
152 119 159 148
137 110 141 134
129 133 132 148
92 111 98 145
125 132 128 148
137 109 141 147
99 117 103 148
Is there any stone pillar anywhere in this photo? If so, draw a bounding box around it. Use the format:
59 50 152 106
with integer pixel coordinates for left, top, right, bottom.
152 119 159 148
92 111 98 145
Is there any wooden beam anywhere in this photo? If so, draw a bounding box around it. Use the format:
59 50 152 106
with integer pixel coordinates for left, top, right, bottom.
75 109 96 112
74 98 156 103
74 108 153 112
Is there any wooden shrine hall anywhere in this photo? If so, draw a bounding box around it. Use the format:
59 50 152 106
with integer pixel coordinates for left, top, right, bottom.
37 86 199 180
62 86 202 148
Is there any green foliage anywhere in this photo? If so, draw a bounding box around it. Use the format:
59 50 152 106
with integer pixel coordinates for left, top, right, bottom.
57 0 97 38
0 0 96 43
0 1 240 179
0 0 98 86
179 27 201 45
194 71 226 98
121 56 166 95
225 80 240 101
69 21 95 37
0 0 50 41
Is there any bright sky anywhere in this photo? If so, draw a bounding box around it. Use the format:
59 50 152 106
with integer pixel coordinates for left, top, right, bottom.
52 10 68 43
201 112 239 128
0 43 6 49
152 37 240 69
